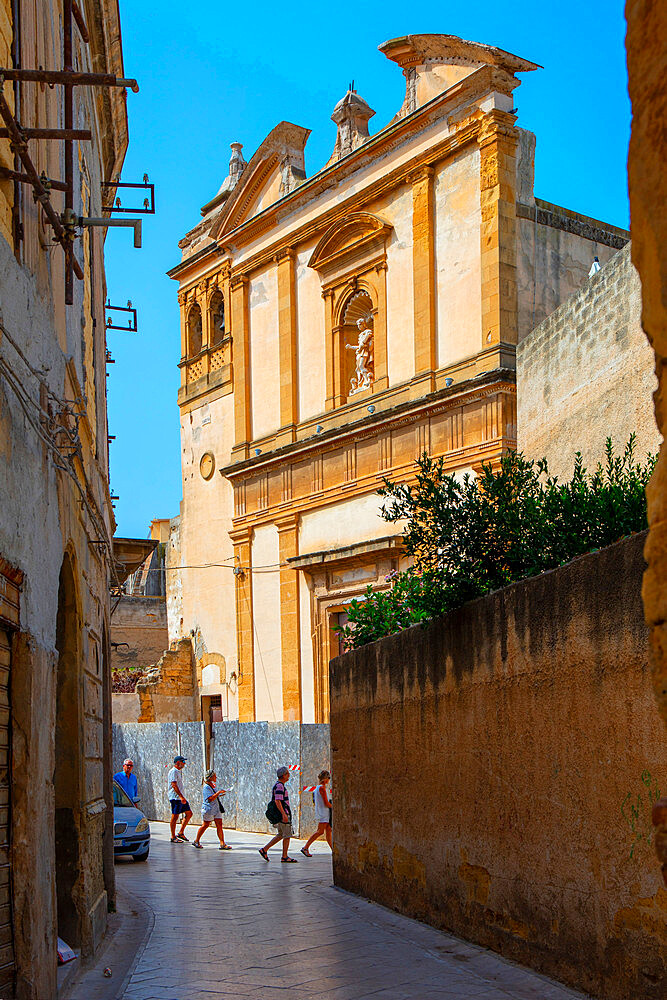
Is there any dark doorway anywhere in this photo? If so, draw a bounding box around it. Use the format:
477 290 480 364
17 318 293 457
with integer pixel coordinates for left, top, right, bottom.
54 555 82 947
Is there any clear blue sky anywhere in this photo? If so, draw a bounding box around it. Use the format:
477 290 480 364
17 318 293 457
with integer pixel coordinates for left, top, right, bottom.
105 0 631 539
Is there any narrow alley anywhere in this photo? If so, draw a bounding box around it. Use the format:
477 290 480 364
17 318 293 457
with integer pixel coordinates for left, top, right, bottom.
66 825 588 1000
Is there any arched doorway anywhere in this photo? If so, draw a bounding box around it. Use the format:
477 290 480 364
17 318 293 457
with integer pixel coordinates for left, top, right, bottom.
54 554 83 946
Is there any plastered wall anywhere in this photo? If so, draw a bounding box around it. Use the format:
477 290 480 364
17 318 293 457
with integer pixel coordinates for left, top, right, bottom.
434 148 482 366
330 532 666 1000
250 265 280 439
177 390 238 697
251 524 283 722
296 242 327 421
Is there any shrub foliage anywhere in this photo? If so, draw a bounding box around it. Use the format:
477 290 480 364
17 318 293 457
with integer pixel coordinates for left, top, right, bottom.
338 437 655 650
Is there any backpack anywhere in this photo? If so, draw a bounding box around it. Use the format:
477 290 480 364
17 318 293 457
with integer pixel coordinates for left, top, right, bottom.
265 798 281 824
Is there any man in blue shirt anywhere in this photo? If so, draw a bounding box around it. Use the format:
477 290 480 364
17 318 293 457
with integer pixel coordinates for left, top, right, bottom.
114 758 139 802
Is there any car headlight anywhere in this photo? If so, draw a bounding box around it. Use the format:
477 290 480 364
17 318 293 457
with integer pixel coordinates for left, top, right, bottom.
135 818 149 833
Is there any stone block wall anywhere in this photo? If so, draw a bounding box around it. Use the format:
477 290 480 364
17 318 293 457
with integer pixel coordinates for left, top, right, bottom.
330 533 666 1000
112 720 329 836
517 244 661 479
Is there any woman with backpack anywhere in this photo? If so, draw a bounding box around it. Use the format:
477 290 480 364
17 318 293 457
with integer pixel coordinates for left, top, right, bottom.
300 770 332 857
192 769 232 850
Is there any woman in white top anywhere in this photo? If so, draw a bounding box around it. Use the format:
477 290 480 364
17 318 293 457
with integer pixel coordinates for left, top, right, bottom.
192 770 232 850
300 770 332 857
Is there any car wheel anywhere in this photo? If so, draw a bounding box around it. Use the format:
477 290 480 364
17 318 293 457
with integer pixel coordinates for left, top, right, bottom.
132 847 149 862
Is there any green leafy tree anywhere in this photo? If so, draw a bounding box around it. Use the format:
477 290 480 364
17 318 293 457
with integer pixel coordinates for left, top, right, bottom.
338 437 655 650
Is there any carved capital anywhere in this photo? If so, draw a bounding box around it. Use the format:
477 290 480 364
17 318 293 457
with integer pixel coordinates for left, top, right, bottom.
177 291 187 306
478 110 518 148
230 272 249 291
229 525 253 546
407 163 434 185
275 512 300 534
274 246 296 265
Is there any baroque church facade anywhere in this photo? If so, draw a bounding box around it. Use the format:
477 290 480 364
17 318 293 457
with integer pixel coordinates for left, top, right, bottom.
168 34 628 723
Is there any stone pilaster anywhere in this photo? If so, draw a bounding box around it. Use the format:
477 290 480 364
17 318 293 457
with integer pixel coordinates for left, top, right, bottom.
478 110 519 348
411 165 436 382
230 527 255 721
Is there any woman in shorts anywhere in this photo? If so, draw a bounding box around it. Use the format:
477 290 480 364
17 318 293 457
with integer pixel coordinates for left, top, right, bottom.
300 770 332 857
192 769 232 850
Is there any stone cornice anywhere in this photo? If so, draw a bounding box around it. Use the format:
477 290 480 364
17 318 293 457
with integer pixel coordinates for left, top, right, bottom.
219 368 516 483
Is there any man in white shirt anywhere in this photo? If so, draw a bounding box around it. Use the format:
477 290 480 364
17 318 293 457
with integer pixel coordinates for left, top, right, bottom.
168 755 193 843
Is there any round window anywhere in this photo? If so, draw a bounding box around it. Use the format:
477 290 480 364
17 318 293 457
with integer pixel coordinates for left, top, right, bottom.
200 452 215 480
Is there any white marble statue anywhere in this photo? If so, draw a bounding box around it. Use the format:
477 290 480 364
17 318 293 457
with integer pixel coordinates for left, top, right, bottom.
346 317 374 394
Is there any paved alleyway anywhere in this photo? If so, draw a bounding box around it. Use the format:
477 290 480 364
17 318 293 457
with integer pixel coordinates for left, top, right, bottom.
102 824 589 1000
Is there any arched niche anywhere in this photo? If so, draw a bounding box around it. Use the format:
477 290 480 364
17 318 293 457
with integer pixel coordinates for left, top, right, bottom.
55 551 83 946
198 652 226 692
309 213 391 408
339 289 375 400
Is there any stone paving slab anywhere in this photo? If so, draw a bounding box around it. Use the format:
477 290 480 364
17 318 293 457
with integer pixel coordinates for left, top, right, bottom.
95 823 592 1000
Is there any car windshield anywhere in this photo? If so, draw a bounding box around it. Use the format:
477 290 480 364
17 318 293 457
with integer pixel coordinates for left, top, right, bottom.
113 780 133 808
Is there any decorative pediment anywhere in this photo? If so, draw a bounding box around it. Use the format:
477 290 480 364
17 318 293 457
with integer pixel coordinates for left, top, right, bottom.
308 212 393 279
213 122 310 240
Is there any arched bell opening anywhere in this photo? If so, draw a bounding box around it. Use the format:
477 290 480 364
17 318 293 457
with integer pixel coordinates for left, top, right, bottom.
209 291 225 348
187 303 203 357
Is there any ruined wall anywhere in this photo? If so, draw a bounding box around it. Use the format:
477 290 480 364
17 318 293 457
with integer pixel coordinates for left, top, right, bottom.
517 244 660 478
135 638 198 723
330 533 666 1000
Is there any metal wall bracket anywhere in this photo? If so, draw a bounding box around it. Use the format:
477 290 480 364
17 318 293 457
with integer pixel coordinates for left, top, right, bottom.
78 216 142 247
105 300 137 332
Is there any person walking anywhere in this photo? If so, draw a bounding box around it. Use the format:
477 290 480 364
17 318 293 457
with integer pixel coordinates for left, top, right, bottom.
192 770 232 850
113 758 138 802
300 770 333 857
168 755 193 843
258 766 297 863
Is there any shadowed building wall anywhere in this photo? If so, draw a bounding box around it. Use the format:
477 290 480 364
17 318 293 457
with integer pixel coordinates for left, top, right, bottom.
330 533 666 1000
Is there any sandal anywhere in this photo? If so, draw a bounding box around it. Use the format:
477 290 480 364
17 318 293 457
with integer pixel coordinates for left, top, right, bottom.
218 843 232 850
170 838 181 843
300 847 312 857
258 848 269 861
176 833 189 842
192 841 203 849
281 856 298 863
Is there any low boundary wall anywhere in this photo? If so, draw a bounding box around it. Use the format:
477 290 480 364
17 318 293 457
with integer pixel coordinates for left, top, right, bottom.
112 720 329 836
330 533 666 1000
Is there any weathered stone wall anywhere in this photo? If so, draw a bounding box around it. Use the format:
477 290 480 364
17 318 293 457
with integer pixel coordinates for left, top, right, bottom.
0 2 129 987
517 244 660 478
110 595 168 673
626 0 667 885
113 720 329 836
330 533 666 1000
